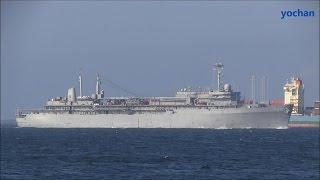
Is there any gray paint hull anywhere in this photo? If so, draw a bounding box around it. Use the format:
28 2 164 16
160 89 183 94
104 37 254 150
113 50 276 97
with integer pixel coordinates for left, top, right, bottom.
16 107 290 128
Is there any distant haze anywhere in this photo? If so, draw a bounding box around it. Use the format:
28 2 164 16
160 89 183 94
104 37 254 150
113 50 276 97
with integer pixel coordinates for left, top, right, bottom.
1 1 319 123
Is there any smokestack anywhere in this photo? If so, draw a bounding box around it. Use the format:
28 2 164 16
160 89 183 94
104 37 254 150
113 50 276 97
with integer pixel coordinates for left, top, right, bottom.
67 87 76 103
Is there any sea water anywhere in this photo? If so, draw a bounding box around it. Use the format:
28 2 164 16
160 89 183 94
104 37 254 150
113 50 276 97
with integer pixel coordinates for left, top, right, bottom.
1 127 319 179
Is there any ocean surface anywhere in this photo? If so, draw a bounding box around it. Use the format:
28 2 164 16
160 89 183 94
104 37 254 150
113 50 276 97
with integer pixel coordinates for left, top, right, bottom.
1 127 319 179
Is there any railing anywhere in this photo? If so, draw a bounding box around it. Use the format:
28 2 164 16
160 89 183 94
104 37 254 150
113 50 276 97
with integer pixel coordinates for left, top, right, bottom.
16 104 288 118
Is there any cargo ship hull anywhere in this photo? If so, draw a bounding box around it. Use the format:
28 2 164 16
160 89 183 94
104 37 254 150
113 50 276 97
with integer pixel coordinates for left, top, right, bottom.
16 107 290 129
289 115 320 128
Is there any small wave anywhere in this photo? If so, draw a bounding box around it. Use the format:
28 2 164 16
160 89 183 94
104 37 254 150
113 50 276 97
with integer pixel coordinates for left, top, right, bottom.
276 126 288 129
216 126 232 129
163 155 169 159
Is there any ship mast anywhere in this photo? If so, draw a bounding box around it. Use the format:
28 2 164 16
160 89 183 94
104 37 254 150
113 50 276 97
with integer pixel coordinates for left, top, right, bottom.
214 62 224 91
95 73 104 99
96 73 101 95
79 70 83 98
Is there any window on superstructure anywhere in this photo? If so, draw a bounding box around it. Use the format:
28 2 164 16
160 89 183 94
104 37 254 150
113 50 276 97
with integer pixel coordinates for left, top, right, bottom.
292 89 297 95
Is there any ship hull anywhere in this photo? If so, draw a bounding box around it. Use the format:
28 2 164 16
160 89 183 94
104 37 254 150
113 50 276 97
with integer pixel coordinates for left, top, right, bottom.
16 107 290 129
288 115 320 128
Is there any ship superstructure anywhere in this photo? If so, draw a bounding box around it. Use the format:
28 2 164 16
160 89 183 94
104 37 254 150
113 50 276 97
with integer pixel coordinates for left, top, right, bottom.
16 63 292 128
282 77 319 128
284 77 304 115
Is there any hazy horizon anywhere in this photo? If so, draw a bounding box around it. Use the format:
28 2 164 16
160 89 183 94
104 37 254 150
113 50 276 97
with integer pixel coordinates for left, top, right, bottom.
1 1 319 123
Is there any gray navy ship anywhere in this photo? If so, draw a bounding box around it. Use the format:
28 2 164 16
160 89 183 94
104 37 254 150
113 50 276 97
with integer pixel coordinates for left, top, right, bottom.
16 63 293 128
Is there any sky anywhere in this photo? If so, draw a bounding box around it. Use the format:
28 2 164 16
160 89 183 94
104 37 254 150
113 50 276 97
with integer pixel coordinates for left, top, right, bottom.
1 1 319 122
